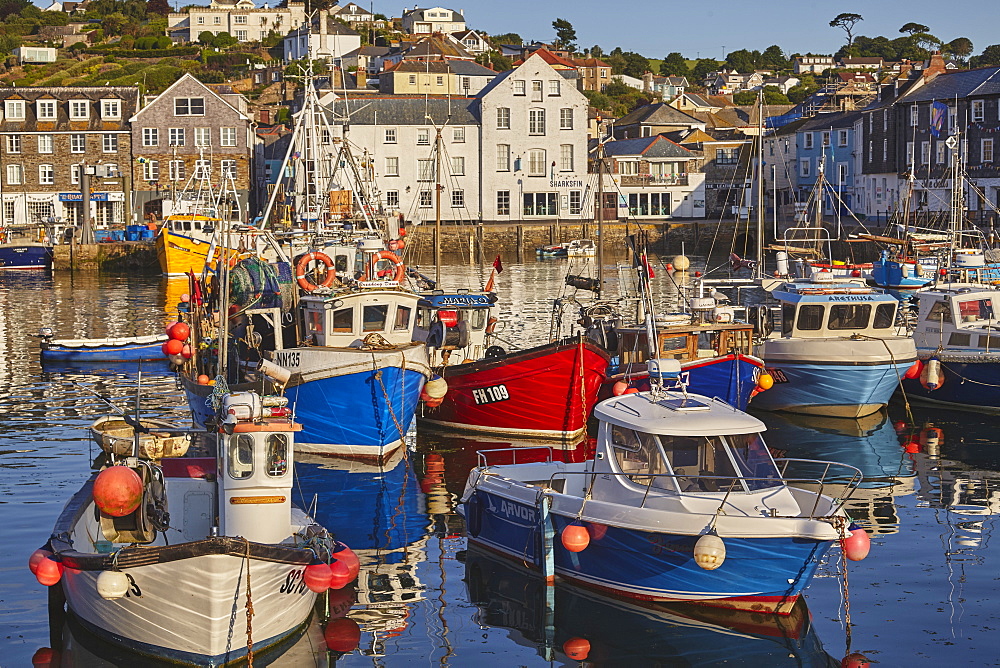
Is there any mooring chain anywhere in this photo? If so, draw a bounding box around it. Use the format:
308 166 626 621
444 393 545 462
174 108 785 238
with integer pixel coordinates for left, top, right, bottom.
244 538 255 667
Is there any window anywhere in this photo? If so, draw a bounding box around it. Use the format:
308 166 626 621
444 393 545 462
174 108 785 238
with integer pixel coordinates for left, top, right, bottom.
882 109 887 131
38 164 54 185
838 162 848 185
417 158 434 181
828 304 871 330
799 158 810 177
452 126 465 143
194 159 211 179
385 156 399 176
4 99 24 119
417 129 429 145
716 148 738 165
497 190 510 215
220 127 237 147
265 434 287 477
936 141 946 164
496 144 510 171
170 160 185 182
983 138 994 163
549 79 561 96
619 161 638 175
460 76 471 90
220 160 236 178
972 100 984 123
142 128 159 147
906 141 914 166
528 108 545 135
37 100 56 120
37 134 53 154
926 300 952 324
559 144 573 172
451 156 465 175
6 135 20 154
143 159 159 181
384 128 396 143
873 303 896 329
103 134 118 153
197 15 204 24
101 99 120 119
363 305 388 331
408 74 416 85
803 132 814 149
555 107 574 131
68 100 88 120
523 192 558 216
513 80 525 96
385 190 399 208
169 128 185 146
910 105 919 127
882 138 887 162
921 140 930 164
838 130 848 147
569 190 582 215
821 131 831 147
600 69 609 78
496 107 510 129
796 305 824 330
174 97 205 116
394 306 412 331
234 14 247 23
228 435 254 479
527 148 546 176
194 127 211 147
452 189 464 207
213 15 221 24
419 190 432 207
330 308 352 332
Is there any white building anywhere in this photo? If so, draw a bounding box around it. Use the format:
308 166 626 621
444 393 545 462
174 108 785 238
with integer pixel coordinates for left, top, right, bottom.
283 11 362 63
401 6 466 35
168 0 307 44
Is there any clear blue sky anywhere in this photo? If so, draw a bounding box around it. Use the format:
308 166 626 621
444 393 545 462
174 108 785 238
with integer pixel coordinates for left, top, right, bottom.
446 0 994 60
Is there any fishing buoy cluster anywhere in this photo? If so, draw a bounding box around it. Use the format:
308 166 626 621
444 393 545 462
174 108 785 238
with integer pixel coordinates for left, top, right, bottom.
303 542 360 593
162 320 192 366
612 381 640 396
93 465 144 517
693 532 726 570
29 548 63 587
420 375 448 408
841 522 871 561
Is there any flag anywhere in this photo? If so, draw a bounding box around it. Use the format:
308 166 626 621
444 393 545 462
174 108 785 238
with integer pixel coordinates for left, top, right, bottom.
930 101 948 138
492 254 503 273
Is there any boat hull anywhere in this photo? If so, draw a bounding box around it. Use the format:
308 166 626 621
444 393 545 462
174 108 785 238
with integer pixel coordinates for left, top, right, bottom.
870 259 933 289
157 227 218 276
41 336 169 362
603 354 765 410
420 340 610 440
466 488 830 615
902 354 1000 413
0 243 53 270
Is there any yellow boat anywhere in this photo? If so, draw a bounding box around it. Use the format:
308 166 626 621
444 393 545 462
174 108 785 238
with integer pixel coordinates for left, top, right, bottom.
155 214 223 276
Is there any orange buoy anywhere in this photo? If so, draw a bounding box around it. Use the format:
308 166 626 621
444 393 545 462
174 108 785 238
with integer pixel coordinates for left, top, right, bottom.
303 562 333 593
903 441 921 454
333 542 360 581
757 373 774 391
329 558 353 589
28 548 52 575
904 359 923 379
424 396 444 408
623 387 640 395
842 523 871 561
168 321 190 341
93 466 144 517
920 426 943 448
181 344 193 359
31 647 60 667
398 227 407 237
612 381 628 396
563 637 591 661
35 556 63 586
841 652 871 668
197 374 211 385
161 339 184 356
561 523 590 552
324 617 362 653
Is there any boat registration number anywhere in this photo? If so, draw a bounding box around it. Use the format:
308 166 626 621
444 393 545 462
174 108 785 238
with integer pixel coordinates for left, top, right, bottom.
273 351 301 368
472 384 510 405
765 367 789 384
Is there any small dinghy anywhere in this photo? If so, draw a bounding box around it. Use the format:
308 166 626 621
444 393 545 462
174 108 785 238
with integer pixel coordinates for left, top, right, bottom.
460 359 869 615
38 328 169 363
89 416 191 460
31 390 359 665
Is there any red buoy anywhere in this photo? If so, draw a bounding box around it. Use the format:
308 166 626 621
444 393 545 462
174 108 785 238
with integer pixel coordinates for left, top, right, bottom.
28 548 52 575
31 647 60 667
842 524 871 561
35 557 63 586
333 542 361 581
561 523 590 552
303 562 333 592
168 321 190 341
328 558 353 589
623 387 640 395
903 360 923 379
563 637 591 661
903 441 921 454
181 344 193 359
841 652 871 668
398 227 407 237
161 339 184 356
892 420 907 434
612 381 628 396
324 617 361 653
93 466 143 517
851 269 861 277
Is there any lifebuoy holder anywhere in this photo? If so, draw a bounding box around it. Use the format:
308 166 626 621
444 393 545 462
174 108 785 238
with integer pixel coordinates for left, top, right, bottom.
296 251 337 292
368 250 406 283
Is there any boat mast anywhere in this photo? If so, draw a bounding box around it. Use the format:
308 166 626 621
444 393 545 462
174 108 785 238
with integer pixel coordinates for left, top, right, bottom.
435 126 442 285
947 132 962 262
596 139 605 297
755 88 765 279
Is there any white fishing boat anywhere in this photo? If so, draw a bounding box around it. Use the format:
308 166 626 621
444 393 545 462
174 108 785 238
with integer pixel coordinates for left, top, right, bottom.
564 239 597 258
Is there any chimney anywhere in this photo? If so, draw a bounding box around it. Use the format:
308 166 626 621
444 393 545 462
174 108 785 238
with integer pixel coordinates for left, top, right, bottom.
643 71 653 92
356 68 366 88
319 9 328 36
924 50 946 78
333 66 343 89
898 59 911 80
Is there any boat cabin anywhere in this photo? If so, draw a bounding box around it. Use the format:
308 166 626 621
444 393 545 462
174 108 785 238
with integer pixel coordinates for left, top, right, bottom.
615 322 754 366
298 290 422 348
913 284 1000 350
771 282 900 339
413 291 497 365
162 215 218 235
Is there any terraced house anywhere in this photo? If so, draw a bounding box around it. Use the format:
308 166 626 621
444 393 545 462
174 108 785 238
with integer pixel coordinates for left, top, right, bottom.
0 86 138 229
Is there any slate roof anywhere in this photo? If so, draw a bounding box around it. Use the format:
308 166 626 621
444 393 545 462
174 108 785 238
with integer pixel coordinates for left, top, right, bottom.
599 135 694 159
797 111 862 132
324 96 477 126
385 59 497 77
404 7 465 22
403 35 474 60
616 102 703 127
898 66 1000 103
0 86 139 132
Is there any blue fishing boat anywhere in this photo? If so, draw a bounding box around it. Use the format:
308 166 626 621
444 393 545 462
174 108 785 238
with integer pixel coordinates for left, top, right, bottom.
870 249 935 289
536 243 568 258
460 361 866 615
0 225 54 270
750 274 917 418
38 329 169 363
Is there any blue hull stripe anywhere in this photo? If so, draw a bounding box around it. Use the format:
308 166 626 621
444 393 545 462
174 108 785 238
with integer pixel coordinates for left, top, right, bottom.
752 361 906 411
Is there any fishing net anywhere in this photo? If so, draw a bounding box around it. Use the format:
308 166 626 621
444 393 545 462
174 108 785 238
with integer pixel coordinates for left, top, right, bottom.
229 257 288 310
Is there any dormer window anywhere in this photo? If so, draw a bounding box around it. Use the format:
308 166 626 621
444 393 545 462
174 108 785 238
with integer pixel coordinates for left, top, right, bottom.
4 99 25 120
37 100 57 120
101 99 121 119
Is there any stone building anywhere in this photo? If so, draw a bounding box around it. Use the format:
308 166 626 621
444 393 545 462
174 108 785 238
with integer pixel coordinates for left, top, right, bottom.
0 86 139 229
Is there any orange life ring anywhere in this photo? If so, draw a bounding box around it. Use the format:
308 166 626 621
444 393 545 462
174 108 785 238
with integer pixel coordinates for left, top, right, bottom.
368 250 406 283
485 317 497 334
296 252 337 292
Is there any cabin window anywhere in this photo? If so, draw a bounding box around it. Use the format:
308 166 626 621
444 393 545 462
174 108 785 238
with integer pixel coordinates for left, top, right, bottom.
957 298 994 322
394 305 412 330
828 304 871 330
335 254 349 273
363 305 388 331
228 434 254 479
725 433 781 490
978 335 996 348
610 426 671 491
265 434 288 477
660 335 691 359
307 310 324 336
948 332 972 346
926 301 952 324
873 303 896 329
416 308 431 329
718 329 752 354
331 308 353 332
782 304 795 335
796 305 825 331
468 308 488 330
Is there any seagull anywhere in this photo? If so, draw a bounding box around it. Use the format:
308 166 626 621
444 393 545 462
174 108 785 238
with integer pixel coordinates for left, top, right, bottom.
711 290 730 303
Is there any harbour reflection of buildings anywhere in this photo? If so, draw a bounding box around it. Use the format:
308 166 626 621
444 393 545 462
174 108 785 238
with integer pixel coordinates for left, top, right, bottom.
753 409 916 535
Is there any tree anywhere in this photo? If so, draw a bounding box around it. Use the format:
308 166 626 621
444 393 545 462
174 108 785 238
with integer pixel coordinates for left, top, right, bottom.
146 0 170 16
589 44 603 58
762 85 790 105
660 52 689 77
733 91 757 105
551 18 576 52
760 45 788 71
971 44 1000 68
621 51 650 78
947 37 974 61
900 22 930 35
830 13 863 48
491 32 522 46
691 58 720 82
725 48 756 73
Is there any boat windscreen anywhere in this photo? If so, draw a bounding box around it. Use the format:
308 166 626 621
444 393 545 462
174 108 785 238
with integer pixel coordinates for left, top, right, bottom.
725 433 782 490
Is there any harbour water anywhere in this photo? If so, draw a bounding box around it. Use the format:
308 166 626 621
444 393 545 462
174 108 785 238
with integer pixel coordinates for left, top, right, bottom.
2 263 1000 665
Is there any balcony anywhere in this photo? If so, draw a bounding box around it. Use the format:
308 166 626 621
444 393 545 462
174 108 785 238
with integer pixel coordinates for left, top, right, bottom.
618 173 689 187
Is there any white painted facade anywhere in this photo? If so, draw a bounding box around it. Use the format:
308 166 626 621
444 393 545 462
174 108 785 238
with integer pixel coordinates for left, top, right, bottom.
401 6 466 34
168 2 307 44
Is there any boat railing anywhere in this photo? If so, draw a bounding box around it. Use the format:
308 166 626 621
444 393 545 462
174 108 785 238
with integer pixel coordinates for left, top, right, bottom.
773 458 864 512
477 446 554 468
